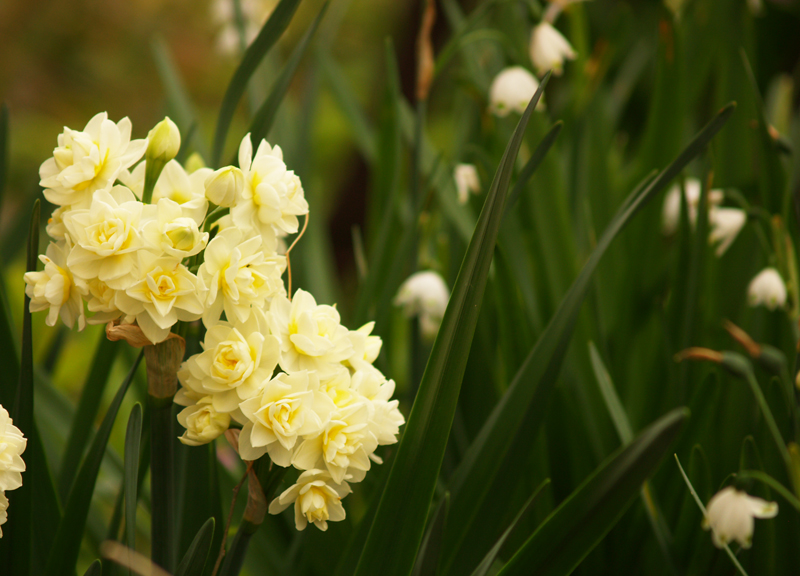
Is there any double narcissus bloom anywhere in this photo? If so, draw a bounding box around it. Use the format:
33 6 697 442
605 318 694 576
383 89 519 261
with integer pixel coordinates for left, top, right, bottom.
0 405 27 538
703 486 777 548
27 114 405 532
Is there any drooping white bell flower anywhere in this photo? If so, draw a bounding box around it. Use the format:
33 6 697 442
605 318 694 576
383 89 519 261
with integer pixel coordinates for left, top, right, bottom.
268 469 351 531
39 112 148 208
394 271 450 341
268 290 355 378
661 178 725 235
0 405 26 493
454 164 480 204
24 241 86 330
177 397 232 446
708 207 746 256
529 22 576 77
489 67 544 117
747 267 787 311
703 486 777 548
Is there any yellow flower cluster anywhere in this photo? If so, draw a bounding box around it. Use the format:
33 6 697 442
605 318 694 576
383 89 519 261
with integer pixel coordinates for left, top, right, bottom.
26 113 404 532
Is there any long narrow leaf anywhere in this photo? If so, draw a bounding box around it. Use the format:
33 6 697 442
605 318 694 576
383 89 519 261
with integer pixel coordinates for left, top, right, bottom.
45 351 144 576
497 409 687 576
245 1 329 152
411 493 450 576
0 103 8 218
59 335 120 499
353 76 551 576
176 517 215 576
83 559 102 576
438 103 735 572
125 403 143 555
211 0 303 166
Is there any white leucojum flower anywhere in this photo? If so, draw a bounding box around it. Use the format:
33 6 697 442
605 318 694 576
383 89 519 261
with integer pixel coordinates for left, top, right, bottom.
489 67 544 117
268 469 351 531
24 241 86 330
703 486 777 548
529 22 576 76
395 271 450 341
454 164 480 204
748 267 787 310
39 112 148 208
661 178 724 235
708 207 746 257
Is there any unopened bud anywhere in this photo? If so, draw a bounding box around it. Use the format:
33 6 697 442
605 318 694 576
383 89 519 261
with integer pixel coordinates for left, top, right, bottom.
146 117 181 164
723 320 761 358
205 166 243 207
674 347 723 364
184 152 206 174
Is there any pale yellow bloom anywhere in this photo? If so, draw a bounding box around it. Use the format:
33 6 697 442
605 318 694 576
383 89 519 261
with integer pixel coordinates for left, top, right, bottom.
39 112 148 207
24 241 86 330
141 198 208 259
177 397 231 446
146 117 181 165
268 469 350 531
0 492 7 537
0 405 26 493
205 166 243 208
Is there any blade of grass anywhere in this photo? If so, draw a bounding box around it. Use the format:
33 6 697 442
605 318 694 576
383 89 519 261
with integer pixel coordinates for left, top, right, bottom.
211 0 303 166
738 469 800 512
469 479 551 576
125 404 143 556
497 409 687 576
439 103 735 573
176 518 216 576
353 76 551 576
244 1 329 154
59 335 120 500
44 351 144 576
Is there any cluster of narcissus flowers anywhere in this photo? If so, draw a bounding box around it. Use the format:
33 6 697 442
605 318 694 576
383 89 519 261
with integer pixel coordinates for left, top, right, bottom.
25 113 404 531
0 405 27 537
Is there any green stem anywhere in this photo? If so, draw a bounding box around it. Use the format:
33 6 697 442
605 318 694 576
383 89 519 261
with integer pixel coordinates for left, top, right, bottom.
150 395 175 572
743 370 793 474
217 520 258 576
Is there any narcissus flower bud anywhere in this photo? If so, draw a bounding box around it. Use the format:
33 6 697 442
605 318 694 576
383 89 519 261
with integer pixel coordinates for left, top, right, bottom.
205 166 243 208
146 117 181 165
703 486 777 548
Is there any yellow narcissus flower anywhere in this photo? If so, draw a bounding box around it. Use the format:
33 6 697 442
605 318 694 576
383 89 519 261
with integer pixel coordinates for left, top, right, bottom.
292 399 378 484
177 309 280 413
232 134 309 251
268 469 350 532
703 486 777 548
24 241 86 330
63 185 154 290
0 405 26 493
121 160 212 219
142 198 209 259
39 112 148 208
350 369 405 448
115 252 205 344
205 166 243 208
529 22 576 77
177 397 231 446
198 228 286 327
238 371 335 465
269 290 354 378
489 66 544 117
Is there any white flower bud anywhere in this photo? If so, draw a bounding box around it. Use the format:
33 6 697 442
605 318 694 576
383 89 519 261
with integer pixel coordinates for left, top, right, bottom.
454 164 480 204
748 267 787 311
205 166 243 207
146 117 181 164
489 66 544 117
703 486 777 548
529 22 576 77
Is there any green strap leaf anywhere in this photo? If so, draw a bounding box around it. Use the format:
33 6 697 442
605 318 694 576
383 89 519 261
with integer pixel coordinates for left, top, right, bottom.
244 1 329 154
353 75 551 576
438 103 735 573
497 409 688 576
83 559 102 576
6 199 39 576
411 493 450 576
211 0 303 166
124 403 143 555
469 479 550 576
175 517 215 576
45 351 144 576
59 335 120 500
0 102 8 220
